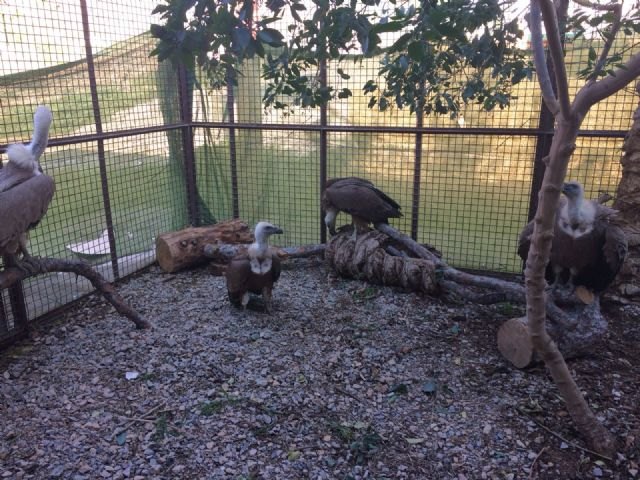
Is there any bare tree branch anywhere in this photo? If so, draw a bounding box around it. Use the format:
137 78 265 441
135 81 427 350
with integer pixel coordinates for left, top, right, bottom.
0 258 150 330
538 0 572 116
528 0 560 114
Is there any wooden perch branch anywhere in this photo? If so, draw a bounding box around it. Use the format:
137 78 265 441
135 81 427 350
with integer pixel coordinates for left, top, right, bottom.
0 258 150 330
203 243 325 263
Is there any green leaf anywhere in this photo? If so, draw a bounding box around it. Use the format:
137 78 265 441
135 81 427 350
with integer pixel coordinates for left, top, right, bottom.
388 383 409 395
115 431 127 446
258 28 285 46
407 41 425 61
370 20 405 34
405 437 426 444
422 379 438 395
336 68 351 80
287 450 302 461
588 46 597 62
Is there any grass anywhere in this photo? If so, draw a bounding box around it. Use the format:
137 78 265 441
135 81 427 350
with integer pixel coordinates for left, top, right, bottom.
2 32 635 276
29 146 188 261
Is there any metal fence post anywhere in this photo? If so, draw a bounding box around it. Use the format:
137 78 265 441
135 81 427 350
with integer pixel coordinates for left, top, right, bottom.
2 255 28 335
227 80 240 219
80 0 119 279
528 102 556 221
319 57 328 244
411 85 426 241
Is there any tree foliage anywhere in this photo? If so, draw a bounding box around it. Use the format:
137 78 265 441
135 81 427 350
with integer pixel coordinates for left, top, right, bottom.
150 0 535 116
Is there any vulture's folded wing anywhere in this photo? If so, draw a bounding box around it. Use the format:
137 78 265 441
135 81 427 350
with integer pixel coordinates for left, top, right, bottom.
225 255 252 295
0 174 55 254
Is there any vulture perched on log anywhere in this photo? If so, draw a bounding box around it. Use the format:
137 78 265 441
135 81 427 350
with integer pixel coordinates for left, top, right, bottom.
225 221 283 313
321 176 402 237
518 181 627 292
0 106 55 271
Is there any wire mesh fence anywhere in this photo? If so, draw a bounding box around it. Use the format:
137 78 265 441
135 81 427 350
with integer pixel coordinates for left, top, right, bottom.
0 0 637 345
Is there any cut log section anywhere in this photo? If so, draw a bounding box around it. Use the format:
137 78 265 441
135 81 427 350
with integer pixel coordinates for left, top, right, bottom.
497 293 608 368
155 219 253 273
497 317 535 368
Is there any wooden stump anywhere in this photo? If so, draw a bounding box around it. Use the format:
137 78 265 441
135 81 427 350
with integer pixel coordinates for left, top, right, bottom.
155 219 253 273
497 290 608 368
497 317 535 368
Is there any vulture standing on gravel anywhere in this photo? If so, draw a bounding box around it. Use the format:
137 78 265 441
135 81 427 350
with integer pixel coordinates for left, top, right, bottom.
225 221 283 313
321 176 402 237
518 180 627 292
0 106 55 271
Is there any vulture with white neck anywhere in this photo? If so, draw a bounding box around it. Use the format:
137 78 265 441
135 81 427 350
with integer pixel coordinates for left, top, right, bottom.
321 176 402 237
518 180 627 292
0 106 55 270
225 221 283 313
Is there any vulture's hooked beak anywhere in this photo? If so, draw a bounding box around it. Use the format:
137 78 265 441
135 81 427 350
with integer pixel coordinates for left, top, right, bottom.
271 226 284 235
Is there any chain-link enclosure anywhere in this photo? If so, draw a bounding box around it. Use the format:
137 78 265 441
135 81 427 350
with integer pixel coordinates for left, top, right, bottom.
0 0 637 345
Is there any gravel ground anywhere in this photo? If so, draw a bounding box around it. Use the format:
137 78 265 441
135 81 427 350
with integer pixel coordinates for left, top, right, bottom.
1 260 639 479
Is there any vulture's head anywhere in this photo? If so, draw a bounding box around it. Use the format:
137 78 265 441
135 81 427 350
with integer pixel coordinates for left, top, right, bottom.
254 221 283 245
561 181 584 200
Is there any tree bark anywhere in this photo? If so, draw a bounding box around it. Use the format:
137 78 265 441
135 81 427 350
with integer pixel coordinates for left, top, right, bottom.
0 258 150 330
325 231 439 293
611 81 640 301
155 219 253 273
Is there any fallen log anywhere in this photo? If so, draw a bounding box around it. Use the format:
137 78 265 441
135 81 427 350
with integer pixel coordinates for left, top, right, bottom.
155 219 253 273
0 258 150 330
325 231 439 293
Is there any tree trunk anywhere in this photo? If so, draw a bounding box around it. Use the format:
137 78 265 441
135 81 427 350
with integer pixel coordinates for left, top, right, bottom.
525 115 616 455
611 80 640 301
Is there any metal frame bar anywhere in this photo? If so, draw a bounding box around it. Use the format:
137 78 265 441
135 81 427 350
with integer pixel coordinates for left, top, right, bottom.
80 0 119 280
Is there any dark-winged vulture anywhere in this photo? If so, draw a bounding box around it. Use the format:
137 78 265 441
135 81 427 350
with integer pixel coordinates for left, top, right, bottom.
225 221 283 313
518 180 627 292
0 106 55 270
321 176 402 237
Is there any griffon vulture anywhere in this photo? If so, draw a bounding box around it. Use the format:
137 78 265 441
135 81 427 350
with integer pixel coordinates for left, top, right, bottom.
0 106 55 270
321 176 402 237
518 181 627 292
225 221 283 313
